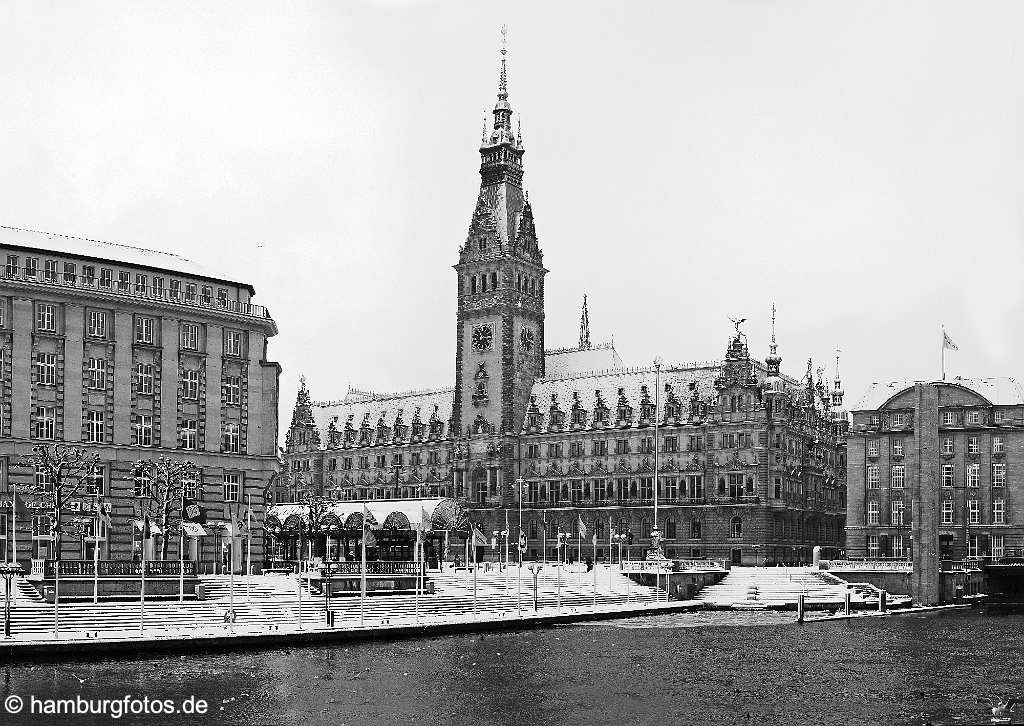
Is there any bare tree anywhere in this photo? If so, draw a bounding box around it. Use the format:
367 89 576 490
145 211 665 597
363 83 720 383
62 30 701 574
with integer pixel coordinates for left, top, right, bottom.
131 457 199 560
18 444 100 561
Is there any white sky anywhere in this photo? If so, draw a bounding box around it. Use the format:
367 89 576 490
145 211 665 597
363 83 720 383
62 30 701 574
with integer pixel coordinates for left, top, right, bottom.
2 1 1023 437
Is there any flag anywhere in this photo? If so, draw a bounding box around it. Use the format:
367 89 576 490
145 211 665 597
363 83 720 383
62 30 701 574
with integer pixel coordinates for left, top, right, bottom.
420 506 432 533
12 491 28 522
143 515 152 540
943 329 958 351
471 523 489 547
578 515 587 538
181 521 207 537
182 498 206 524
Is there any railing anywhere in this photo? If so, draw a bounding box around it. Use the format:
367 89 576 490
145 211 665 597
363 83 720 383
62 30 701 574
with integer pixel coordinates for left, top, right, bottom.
0 266 271 320
675 558 726 571
620 559 676 573
32 559 197 578
943 560 983 573
318 561 420 576
823 559 913 572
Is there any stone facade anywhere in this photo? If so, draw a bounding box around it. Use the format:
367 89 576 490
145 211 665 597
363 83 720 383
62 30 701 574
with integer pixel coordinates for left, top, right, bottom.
0 227 280 573
279 44 847 566
846 378 1024 603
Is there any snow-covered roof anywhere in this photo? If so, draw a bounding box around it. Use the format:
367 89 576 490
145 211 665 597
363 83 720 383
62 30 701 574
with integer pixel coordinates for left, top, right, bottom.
311 387 455 440
0 225 245 289
543 343 623 378
853 377 1024 411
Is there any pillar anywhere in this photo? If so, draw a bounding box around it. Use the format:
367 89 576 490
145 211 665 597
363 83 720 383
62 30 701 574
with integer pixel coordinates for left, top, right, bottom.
112 311 133 444
911 383 941 605
63 304 83 442
11 298 32 438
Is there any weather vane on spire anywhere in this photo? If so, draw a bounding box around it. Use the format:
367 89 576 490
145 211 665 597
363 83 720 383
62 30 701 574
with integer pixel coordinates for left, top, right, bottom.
498 25 509 96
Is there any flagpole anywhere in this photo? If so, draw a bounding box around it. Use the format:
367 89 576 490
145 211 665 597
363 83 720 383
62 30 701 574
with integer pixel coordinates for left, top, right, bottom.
246 494 252 604
414 523 420 624
360 511 367 627
179 481 185 604
228 517 235 636
941 326 945 381
52 522 59 640
93 480 100 605
11 479 17 566
139 519 146 635
472 524 478 619
593 533 597 609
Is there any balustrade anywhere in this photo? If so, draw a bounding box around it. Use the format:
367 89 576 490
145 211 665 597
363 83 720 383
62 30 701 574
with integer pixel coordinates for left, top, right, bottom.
33 559 197 578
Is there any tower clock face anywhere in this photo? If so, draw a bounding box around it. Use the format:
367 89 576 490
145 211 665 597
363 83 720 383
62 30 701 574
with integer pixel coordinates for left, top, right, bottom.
520 327 535 352
471 324 494 352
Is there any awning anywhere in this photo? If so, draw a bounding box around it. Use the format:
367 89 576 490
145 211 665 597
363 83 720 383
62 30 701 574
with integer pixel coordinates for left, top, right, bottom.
267 497 467 532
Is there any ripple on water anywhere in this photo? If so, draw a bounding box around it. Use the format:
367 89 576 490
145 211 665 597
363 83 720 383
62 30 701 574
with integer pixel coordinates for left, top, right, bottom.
1 610 1021 726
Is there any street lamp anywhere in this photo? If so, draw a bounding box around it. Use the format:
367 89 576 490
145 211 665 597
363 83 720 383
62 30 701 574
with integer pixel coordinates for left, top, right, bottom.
527 562 543 611
515 477 528 617
323 564 334 627
0 562 24 639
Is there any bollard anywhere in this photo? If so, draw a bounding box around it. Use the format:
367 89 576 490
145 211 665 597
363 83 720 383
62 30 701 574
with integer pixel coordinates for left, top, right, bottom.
878 589 887 612
844 591 851 616
796 593 805 623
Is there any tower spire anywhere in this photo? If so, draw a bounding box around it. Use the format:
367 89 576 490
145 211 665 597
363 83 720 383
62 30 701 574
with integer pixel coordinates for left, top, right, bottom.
765 303 781 375
579 294 591 350
832 346 845 407
499 24 508 98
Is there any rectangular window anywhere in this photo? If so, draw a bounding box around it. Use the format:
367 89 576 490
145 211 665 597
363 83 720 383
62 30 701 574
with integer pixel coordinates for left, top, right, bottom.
24 257 37 279
170 279 181 300
4 255 17 277
891 438 904 457
44 259 57 281
968 499 980 524
34 406 55 439
222 423 239 453
217 288 228 307
87 310 106 338
185 283 197 303
867 535 879 557
222 473 239 501
867 466 880 489
526 444 539 459
867 501 879 525
134 316 153 344
993 463 1006 487
136 363 153 394
86 464 105 495
152 276 164 297
993 534 1005 558
82 265 95 286
891 413 905 427
181 369 199 400
99 268 111 288
180 420 198 450
88 358 107 389
36 353 56 385
967 410 981 425
890 499 904 525
182 472 200 500
63 262 76 285
134 273 147 294
342 457 353 471
569 441 583 458
86 410 105 443
941 411 955 426
117 271 129 291
224 330 242 356
664 436 678 453
36 303 56 332
993 436 1005 454
994 499 1005 525
180 323 199 350
133 470 153 497
892 535 905 559
132 414 153 447
201 286 212 305
942 464 954 488
942 500 954 525
968 436 979 455
223 376 241 405
867 439 879 457
375 454 386 468
615 439 629 455
967 463 979 488
891 464 905 489
941 437 954 455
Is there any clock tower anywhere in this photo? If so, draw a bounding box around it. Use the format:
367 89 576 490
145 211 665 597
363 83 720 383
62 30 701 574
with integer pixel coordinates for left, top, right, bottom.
453 33 546 455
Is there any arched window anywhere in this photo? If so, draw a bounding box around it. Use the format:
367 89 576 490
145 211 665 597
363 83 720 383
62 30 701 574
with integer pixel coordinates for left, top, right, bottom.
690 519 701 539
730 516 742 538
529 520 538 539
548 519 559 538
481 274 488 292
617 518 628 535
665 518 677 540
490 272 498 289
640 519 651 538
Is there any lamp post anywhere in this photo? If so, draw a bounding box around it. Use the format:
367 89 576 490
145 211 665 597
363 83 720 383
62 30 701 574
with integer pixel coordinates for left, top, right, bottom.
323 564 334 627
0 562 23 639
493 527 509 593
515 477 528 617
527 562 543 612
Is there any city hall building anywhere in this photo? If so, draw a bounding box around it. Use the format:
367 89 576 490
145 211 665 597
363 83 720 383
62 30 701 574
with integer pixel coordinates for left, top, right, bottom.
0 226 280 574
279 45 848 567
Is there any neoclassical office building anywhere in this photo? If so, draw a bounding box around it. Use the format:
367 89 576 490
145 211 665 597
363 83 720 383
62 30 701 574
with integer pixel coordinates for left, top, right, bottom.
0 226 280 572
280 45 847 566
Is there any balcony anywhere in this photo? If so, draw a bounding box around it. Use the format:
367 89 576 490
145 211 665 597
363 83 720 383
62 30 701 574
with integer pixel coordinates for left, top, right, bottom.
0 267 272 320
